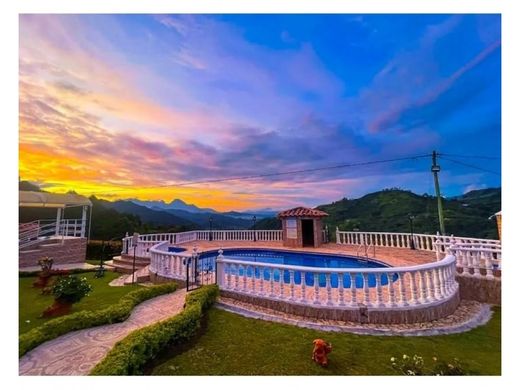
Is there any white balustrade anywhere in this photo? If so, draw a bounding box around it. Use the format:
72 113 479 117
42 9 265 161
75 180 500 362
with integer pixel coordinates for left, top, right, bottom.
125 229 283 257
448 243 501 279
216 253 458 309
148 241 193 280
336 230 500 255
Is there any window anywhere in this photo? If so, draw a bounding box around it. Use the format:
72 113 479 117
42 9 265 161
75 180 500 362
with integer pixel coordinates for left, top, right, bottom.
286 218 297 239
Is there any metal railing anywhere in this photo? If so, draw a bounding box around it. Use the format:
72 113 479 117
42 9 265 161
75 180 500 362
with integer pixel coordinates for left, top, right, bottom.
19 219 85 249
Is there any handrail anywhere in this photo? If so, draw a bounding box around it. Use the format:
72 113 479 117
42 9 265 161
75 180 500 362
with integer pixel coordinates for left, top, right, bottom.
215 251 458 309
218 253 456 274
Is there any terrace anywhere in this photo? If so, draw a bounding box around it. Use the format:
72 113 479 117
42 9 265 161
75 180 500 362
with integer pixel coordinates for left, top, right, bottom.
117 220 501 325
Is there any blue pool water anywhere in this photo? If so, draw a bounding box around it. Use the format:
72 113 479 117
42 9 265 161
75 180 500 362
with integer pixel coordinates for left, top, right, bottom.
198 249 396 288
168 246 187 253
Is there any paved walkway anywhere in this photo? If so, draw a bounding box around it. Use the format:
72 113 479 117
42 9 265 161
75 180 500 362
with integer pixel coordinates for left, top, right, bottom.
19 289 187 376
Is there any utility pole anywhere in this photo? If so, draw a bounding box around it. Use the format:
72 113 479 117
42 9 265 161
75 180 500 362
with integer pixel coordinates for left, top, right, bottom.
431 150 446 235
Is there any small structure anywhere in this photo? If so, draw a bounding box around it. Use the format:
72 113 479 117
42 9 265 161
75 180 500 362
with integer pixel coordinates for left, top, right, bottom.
277 207 328 248
19 191 92 268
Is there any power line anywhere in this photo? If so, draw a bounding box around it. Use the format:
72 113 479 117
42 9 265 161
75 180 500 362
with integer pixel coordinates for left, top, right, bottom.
438 153 500 160
439 156 501 176
88 154 432 194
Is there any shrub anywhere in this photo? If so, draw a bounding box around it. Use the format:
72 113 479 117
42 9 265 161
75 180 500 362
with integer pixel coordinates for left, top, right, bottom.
90 284 219 375
86 240 122 261
390 354 466 376
19 282 177 357
52 275 92 304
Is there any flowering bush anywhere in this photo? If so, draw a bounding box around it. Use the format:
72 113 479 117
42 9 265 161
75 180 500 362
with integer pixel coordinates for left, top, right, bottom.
52 275 92 304
390 354 465 376
431 357 465 375
390 354 425 375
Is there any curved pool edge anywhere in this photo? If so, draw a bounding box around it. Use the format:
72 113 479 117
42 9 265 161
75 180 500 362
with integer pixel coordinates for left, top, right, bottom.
219 288 460 325
197 246 393 268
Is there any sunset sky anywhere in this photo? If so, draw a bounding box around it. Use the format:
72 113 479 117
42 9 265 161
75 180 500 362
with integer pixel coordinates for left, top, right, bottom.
19 14 501 211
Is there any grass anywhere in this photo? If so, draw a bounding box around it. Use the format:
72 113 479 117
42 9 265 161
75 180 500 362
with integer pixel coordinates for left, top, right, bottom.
19 271 141 334
150 306 501 375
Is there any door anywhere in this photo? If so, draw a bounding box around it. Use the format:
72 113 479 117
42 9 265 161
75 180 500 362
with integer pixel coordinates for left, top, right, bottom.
302 219 315 247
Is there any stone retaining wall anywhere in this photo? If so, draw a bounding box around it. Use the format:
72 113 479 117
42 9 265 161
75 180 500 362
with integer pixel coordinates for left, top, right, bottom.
19 238 87 268
456 275 501 304
220 289 460 324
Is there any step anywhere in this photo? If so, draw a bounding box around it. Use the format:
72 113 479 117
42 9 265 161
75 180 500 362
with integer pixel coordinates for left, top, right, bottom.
124 265 150 285
19 248 42 254
112 259 150 268
113 262 140 274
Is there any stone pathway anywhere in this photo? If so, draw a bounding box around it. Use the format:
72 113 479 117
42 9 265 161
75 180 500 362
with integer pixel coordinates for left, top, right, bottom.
19 289 187 376
216 298 492 336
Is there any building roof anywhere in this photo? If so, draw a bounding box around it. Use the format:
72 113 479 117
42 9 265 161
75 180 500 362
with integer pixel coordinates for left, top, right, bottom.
19 191 92 208
277 207 329 218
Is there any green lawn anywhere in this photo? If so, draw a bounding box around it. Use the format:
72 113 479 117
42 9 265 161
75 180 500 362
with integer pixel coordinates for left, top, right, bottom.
19 271 141 334
150 306 501 375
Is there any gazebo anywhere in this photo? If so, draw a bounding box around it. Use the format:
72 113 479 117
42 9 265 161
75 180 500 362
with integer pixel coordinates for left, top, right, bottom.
277 207 328 248
19 191 92 268
19 191 92 241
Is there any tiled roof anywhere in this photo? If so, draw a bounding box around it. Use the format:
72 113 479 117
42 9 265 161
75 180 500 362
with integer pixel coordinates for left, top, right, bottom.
277 207 329 218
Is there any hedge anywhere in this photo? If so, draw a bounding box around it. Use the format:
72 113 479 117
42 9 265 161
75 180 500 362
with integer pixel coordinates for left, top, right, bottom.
19 282 177 357
90 284 219 375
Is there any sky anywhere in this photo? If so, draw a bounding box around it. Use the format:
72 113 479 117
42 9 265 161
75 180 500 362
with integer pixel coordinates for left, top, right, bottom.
19 14 501 211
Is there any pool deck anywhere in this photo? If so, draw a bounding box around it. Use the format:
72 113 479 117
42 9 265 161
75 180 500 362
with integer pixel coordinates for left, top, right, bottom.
182 241 436 267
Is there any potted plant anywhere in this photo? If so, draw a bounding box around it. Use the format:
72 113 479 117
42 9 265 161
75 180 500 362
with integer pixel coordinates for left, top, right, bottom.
42 275 92 317
33 257 54 289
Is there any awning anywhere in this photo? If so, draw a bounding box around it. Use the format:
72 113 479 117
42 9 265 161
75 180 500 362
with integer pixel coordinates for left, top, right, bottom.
19 191 92 208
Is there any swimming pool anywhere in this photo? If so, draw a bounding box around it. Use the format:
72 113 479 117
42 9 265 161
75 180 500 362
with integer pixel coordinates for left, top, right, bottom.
198 249 396 288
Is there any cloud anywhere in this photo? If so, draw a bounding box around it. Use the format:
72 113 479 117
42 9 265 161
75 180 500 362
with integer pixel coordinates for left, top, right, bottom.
19 15 501 210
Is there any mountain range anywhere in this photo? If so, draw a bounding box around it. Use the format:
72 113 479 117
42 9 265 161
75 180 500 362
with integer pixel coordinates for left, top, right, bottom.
19 181 501 240
255 187 501 239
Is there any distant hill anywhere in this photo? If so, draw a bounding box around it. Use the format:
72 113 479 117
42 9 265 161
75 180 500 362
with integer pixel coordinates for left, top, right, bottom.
164 209 253 229
256 188 501 239
129 198 217 214
101 200 197 229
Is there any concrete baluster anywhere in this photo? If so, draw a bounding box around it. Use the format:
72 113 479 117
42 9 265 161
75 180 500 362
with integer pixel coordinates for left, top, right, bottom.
300 272 307 303
338 273 345 306
349 272 357 305
259 266 265 295
279 269 284 299
375 273 384 307
313 273 320 305
485 252 494 280
289 270 296 301
433 267 442 299
363 273 370 306
388 272 397 307
418 270 429 303
325 273 333 306
410 271 420 305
